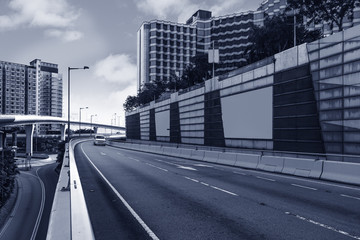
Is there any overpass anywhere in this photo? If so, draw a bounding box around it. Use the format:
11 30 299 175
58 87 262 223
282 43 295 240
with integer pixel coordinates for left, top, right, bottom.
0 115 125 167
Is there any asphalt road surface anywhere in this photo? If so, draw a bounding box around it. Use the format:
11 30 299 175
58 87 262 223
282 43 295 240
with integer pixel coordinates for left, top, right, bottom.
75 141 360 240
0 161 58 240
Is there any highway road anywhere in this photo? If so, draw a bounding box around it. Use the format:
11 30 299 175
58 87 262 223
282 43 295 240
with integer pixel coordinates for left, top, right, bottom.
75 141 360 240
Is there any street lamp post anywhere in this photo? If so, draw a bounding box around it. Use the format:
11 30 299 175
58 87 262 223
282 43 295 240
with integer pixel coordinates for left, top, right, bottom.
67 66 89 143
90 114 97 136
79 107 88 137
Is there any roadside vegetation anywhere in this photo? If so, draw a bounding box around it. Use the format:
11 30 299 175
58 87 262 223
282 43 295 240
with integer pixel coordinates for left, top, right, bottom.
0 149 19 208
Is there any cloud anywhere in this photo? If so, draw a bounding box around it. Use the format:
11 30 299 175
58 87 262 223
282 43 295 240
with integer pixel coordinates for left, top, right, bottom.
136 0 250 22
0 0 82 41
45 29 83 42
136 0 200 23
94 54 137 87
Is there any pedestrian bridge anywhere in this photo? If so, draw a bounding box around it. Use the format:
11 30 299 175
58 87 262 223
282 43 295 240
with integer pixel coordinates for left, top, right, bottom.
0 115 125 165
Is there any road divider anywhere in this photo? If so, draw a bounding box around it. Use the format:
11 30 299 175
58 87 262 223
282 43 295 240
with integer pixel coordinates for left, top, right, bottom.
106 141 360 186
321 161 360 185
46 140 95 240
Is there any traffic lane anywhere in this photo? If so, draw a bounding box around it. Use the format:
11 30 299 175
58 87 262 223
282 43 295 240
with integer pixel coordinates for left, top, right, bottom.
81 142 348 240
101 145 360 239
0 171 42 240
74 143 152 240
35 163 59 240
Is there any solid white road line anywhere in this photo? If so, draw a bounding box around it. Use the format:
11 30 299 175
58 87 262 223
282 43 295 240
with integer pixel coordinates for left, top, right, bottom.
81 145 160 240
30 169 46 240
256 176 276 182
285 212 360 240
340 194 360 201
291 184 317 191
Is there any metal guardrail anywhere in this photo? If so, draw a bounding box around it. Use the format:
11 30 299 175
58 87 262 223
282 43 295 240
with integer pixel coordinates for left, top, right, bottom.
46 140 94 240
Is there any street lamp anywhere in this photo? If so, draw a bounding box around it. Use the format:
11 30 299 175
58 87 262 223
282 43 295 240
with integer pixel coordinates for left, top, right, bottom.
90 114 97 136
67 66 89 143
79 107 88 137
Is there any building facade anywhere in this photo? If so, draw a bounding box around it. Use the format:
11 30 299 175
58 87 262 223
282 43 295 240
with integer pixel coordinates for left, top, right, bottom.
137 9 264 91
128 24 360 160
0 59 63 134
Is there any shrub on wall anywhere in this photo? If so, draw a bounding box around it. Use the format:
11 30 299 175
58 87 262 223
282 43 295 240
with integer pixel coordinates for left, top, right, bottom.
0 150 19 208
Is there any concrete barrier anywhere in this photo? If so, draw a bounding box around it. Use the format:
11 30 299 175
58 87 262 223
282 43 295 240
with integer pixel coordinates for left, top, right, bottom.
190 150 205 161
234 153 260 169
282 157 323 179
257 156 284 173
218 152 237 166
203 151 219 163
321 161 360 185
162 147 173 156
171 147 181 157
179 148 193 159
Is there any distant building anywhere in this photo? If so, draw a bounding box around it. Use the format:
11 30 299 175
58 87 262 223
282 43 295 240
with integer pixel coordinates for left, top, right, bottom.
0 59 63 134
137 9 264 90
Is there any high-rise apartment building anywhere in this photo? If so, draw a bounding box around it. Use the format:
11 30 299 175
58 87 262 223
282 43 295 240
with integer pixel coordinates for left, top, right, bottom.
0 59 63 134
137 9 264 90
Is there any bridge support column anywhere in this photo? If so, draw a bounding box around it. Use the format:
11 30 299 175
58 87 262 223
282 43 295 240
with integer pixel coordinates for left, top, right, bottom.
60 124 66 141
25 124 34 170
0 131 5 151
93 127 98 134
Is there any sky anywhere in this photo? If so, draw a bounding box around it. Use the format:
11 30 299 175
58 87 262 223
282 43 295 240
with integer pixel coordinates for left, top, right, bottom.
0 0 263 127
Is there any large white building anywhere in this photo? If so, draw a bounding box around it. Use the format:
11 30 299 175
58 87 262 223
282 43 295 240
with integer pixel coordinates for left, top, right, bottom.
0 59 63 134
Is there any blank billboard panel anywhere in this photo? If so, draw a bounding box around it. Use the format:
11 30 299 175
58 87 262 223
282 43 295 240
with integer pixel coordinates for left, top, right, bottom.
221 87 273 139
155 110 170 137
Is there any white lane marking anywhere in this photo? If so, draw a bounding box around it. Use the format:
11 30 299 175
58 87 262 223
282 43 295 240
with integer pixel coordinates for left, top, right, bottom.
184 177 199 183
117 152 124 156
177 166 197 171
233 171 247 176
193 164 213 168
155 159 197 171
200 182 209 186
100 152 107 156
291 184 317 191
340 194 360 201
239 168 360 192
146 163 168 172
183 176 237 196
81 146 160 240
285 212 360 240
256 176 276 182
210 186 238 196
30 169 46 240
128 157 140 162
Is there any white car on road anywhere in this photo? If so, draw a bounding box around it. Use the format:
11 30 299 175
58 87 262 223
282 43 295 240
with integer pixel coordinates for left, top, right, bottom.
94 135 106 146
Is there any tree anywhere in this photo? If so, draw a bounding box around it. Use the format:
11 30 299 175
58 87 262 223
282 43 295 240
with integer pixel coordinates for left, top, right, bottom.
287 0 360 31
244 14 321 64
123 95 139 112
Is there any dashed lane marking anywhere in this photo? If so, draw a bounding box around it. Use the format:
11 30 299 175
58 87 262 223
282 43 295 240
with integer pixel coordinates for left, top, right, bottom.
256 176 276 182
183 176 238 196
233 171 247 176
100 152 106 156
146 163 168 172
128 157 140 162
285 212 360 240
340 194 360 201
291 184 317 191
